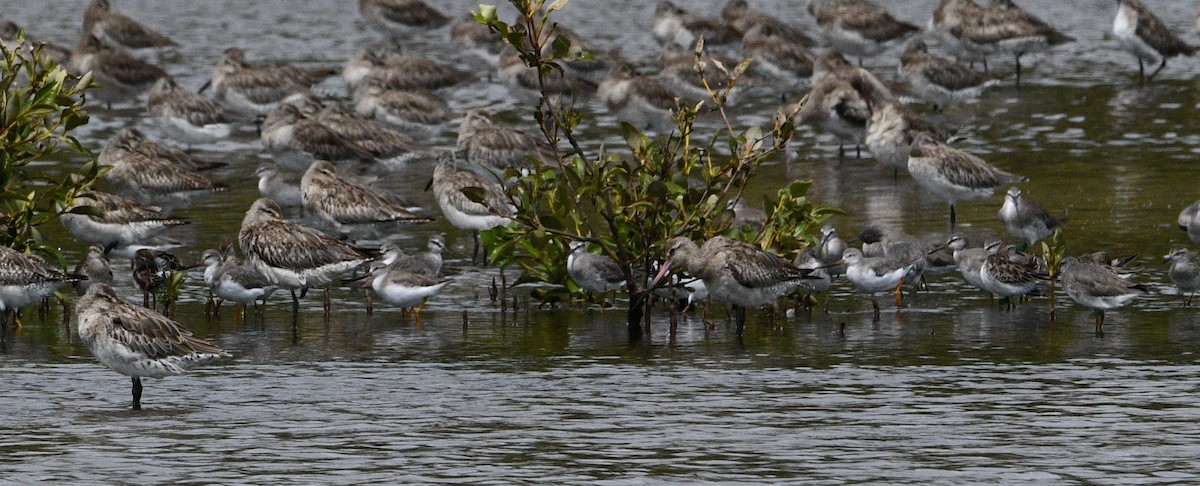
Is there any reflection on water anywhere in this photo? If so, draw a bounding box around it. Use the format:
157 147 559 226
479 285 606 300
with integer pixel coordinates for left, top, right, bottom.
3 0 1200 482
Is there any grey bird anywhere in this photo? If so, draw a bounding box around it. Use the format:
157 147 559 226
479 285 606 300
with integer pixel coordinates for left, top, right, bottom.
74 244 114 296
1164 247 1200 306
567 241 626 296
1059 256 1146 328
997 187 1066 247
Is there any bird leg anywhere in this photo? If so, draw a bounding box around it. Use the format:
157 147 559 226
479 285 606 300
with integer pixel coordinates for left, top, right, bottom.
414 298 428 320
735 305 746 336
290 289 300 317
323 286 331 317
365 290 373 315
949 204 957 228
893 278 906 307
1137 57 1144 81
871 296 880 319
855 144 861 159
838 144 845 160
0 311 6 343
1014 54 1022 88
132 376 143 410
1147 58 1167 82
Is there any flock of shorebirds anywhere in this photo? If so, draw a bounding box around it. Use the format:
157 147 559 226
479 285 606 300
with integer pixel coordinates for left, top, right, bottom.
1 0 1200 409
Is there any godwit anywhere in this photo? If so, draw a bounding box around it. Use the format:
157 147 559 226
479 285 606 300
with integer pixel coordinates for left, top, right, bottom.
456 109 561 174
68 34 168 107
261 103 376 170
101 127 227 172
597 62 677 133
59 189 190 252
0 246 85 342
741 24 816 89
652 0 740 50
238 198 374 316
653 236 819 333
82 0 177 58
300 159 433 234
76 283 227 410
351 83 454 137
313 103 423 171
431 152 515 265
722 0 816 47
359 0 449 40
1113 0 1198 81
147 77 232 145
342 45 474 93
808 0 919 66
201 47 316 119
899 40 1003 110
907 132 1026 226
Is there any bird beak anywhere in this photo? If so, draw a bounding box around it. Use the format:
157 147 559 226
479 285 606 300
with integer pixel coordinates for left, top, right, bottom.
198 78 211 94
928 243 948 254
648 261 673 290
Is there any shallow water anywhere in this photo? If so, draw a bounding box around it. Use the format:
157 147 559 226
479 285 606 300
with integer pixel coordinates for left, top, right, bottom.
3 0 1200 483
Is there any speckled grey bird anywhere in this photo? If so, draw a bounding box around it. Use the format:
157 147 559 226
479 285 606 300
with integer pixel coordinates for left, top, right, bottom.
722 0 816 47
861 86 950 178
899 40 1004 109
807 0 919 65
1165 247 1200 306
351 83 454 137
817 224 848 279
1 20 71 67
100 127 227 172
76 283 227 410
908 132 1026 226
431 152 515 265
239 198 374 315
456 108 560 174
567 241 626 295
0 246 85 342
202 47 317 119
313 103 423 171
598 62 677 133
83 0 177 57
652 0 741 49
101 147 227 208
300 160 432 234
953 0 1074 86
74 244 114 296
261 103 376 170
148 77 232 145
997 187 1065 247
342 45 475 93
741 23 816 88
359 0 449 39
68 34 168 106
1113 0 1197 81
59 189 190 251
497 49 599 103
1059 255 1146 327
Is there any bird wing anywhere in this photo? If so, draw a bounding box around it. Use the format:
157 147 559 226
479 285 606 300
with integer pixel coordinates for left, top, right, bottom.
244 220 368 270
94 16 177 48
1135 6 1196 56
720 241 808 288
99 51 168 84
110 310 225 361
